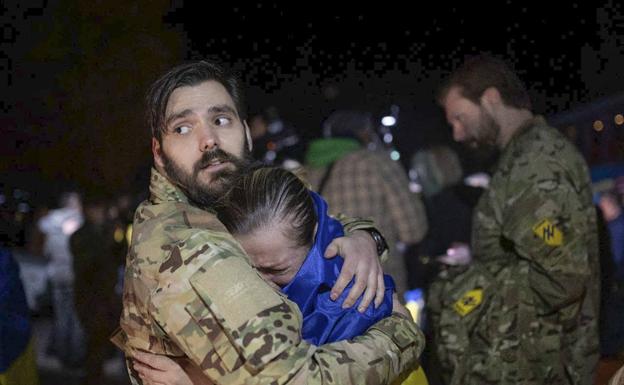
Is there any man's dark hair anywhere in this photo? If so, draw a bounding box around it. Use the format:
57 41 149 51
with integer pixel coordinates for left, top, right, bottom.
217 167 317 249
146 61 247 143
438 54 531 110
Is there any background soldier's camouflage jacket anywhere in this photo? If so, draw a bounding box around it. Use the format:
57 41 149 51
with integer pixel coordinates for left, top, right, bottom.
113 169 424 385
429 117 600 385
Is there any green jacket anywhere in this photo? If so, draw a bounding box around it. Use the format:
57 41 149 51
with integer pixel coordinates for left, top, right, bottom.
429 117 600 385
115 168 424 385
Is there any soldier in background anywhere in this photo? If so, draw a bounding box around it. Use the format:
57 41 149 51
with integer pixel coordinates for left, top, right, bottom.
114 61 424 385
429 54 599 385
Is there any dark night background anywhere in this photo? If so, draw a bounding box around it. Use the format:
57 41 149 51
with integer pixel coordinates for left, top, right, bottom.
2 2 624 384
2 0 624 204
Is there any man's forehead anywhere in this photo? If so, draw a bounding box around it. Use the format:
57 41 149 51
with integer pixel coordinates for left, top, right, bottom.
165 80 237 117
444 86 466 106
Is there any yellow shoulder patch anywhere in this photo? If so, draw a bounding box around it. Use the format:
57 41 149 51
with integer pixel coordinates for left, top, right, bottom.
532 219 563 246
453 289 483 316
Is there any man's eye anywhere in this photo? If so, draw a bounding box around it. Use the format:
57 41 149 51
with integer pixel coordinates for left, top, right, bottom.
215 116 231 126
174 125 191 134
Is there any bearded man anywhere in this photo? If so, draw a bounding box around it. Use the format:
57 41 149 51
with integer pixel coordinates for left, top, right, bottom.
429 54 599 385
114 61 424 385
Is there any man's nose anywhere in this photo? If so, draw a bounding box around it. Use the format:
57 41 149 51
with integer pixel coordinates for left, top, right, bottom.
199 125 219 152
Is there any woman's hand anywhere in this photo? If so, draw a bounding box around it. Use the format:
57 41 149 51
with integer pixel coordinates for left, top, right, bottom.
132 351 193 385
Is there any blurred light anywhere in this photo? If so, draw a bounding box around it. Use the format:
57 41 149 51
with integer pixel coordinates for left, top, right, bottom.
593 120 604 131
267 141 276 151
282 159 301 170
267 120 284 134
615 114 624 125
15 212 23 222
408 169 419 180
114 227 125 243
404 288 425 326
464 172 490 188
265 150 276 162
126 224 133 247
409 181 422 193
17 202 30 213
390 150 400 161
62 218 81 235
381 116 396 126
383 133 393 143
0 194 5 205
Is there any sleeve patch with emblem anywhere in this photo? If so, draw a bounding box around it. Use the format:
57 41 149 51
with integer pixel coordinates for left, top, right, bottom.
532 219 563 246
453 289 483 316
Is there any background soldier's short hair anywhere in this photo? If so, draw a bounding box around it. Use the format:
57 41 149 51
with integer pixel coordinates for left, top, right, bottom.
146 61 247 143
438 54 531 110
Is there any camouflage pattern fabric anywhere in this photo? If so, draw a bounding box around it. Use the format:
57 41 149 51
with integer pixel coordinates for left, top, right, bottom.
114 168 424 385
610 364 624 385
428 117 600 385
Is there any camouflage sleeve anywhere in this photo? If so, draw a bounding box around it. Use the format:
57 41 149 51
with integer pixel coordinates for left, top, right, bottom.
334 214 389 263
376 154 428 244
148 233 423 384
499 155 593 320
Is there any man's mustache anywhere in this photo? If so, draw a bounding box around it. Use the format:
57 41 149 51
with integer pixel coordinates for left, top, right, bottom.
193 149 238 173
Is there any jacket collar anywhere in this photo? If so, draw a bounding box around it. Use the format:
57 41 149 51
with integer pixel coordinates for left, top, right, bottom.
148 168 190 205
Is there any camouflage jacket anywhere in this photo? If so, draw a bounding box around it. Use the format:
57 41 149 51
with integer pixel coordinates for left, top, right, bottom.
114 168 424 385
429 117 600 385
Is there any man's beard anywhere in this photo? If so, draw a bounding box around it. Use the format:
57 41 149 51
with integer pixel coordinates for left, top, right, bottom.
465 108 501 161
161 146 254 209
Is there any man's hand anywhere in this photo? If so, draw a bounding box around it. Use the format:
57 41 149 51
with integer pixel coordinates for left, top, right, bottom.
325 230 385 312
132 351 193 385
437 242 472 266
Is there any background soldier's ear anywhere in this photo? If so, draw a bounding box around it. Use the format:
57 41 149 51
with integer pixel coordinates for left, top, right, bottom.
480 87 502 113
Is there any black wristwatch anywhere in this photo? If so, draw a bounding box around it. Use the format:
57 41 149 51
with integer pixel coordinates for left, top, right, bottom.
362 227 388 256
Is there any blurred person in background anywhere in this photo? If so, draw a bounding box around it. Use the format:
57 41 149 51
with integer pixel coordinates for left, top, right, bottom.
596 191 624 358
598 192 624 282
71 193 124 385
248 106 304 170
408 145 475 289
409 145 477 385
37 191 86 368
305 109 429 300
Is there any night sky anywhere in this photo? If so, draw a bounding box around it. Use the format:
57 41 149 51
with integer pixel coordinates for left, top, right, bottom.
2 0 624 203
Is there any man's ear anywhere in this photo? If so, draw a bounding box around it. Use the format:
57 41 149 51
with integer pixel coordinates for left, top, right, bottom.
480 87 502 113
152 137 165 168
243 120 253 152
